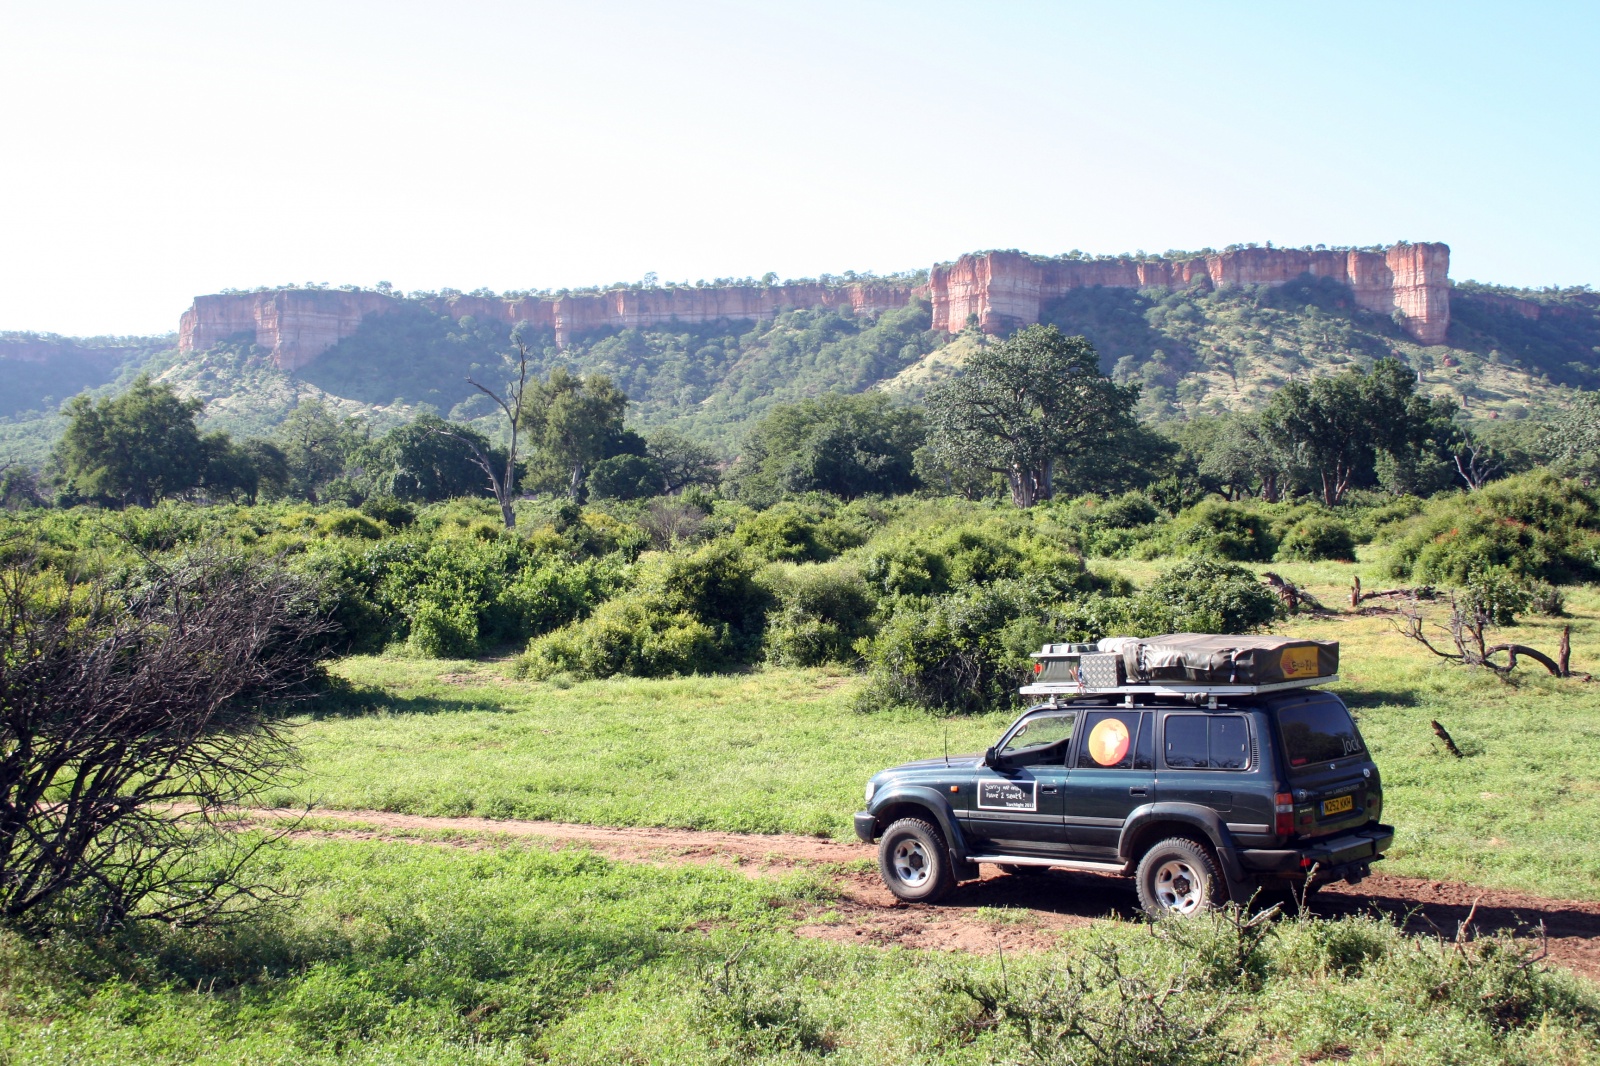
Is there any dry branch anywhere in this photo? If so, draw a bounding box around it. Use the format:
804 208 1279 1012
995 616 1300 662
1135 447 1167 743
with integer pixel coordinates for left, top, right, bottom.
0 548 330 930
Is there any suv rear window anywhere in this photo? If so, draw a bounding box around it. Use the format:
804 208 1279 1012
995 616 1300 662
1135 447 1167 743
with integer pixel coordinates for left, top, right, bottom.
1277 695 1365 768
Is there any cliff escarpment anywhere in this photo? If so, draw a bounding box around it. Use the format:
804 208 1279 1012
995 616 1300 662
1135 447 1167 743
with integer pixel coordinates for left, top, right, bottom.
180 281 916 372
178 242 1451 370
927 243 1450 346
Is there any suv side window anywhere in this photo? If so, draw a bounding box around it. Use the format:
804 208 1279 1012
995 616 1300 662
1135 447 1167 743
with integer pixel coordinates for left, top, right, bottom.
999 711 1077 767
1076 710 1145 769
1163 714 1251 770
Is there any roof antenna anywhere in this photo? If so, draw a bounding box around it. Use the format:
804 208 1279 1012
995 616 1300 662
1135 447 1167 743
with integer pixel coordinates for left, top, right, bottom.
944 720 950 767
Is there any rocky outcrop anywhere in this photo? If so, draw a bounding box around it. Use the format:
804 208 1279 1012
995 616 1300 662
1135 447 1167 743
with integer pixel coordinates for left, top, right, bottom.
928 243 1451 345
179 282 918 371
178 242 1453 370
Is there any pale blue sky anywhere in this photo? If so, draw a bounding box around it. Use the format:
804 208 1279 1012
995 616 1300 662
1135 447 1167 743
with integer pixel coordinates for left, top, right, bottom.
1 1 1595 336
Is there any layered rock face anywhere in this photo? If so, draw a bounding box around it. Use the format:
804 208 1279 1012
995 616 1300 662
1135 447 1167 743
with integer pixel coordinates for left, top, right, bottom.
178 242 1452 370
179 281 917 370
928 243 1451 345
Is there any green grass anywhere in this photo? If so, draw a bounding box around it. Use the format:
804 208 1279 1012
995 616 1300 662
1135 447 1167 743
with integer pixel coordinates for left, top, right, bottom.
291 556 1600 900
2 835 1596 1064
291 662 1013 836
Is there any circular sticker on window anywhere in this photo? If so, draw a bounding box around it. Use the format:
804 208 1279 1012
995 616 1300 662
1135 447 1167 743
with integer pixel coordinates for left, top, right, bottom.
1087 718 1131 766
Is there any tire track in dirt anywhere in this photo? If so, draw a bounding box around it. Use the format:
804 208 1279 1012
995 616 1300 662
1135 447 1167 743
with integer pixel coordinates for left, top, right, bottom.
244 808 1600 976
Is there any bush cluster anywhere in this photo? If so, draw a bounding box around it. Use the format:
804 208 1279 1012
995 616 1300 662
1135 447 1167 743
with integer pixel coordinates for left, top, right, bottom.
1384 471 1600 584
12 468 1599 714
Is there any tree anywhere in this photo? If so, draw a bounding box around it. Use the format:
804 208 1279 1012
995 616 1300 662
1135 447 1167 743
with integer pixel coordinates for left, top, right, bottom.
1194 416 1293 502
924 326 1138 508
586 454 662 501
430 334 534 528
53 375 207 507
367 415 497 502
1262 358 1456 506
519 367 629 499
729 392 924 503
197 431 263 503
272 399 368 504
0 549 328 930
1546 393 1600 481
0 463 46 510
646 429 720 494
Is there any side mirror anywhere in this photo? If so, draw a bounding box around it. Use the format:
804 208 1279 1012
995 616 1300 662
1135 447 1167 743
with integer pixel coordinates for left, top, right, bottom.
984 746 1001 769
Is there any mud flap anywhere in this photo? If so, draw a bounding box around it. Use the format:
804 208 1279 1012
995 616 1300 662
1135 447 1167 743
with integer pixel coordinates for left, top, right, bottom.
1216 847 1257 906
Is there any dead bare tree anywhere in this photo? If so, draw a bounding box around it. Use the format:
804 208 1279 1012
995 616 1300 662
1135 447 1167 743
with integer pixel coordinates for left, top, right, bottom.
1394 594 1572 678
0 548 330 931
1452 438 1502 491
431 333 533 529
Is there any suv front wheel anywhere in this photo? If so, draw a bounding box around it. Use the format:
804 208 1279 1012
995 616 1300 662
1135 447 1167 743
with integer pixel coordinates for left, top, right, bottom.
1135 837 1224 917
878 817 956 903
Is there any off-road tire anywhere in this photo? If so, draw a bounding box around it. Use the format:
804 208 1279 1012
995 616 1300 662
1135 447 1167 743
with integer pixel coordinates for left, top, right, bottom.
878 817 956 903
999 863 1051 877
1135 837 1225 918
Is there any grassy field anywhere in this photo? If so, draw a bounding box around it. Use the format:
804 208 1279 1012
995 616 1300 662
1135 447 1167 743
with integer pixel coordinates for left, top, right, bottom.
288 556 1600 901
2 834 1596 1065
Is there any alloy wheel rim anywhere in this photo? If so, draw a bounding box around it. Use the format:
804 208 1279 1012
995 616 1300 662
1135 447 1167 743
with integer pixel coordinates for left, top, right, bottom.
1153 859 1204 914
892 839 931 886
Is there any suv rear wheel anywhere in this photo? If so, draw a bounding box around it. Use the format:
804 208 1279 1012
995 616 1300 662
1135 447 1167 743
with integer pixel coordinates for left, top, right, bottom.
1135 837 1224 917
878 817 955 903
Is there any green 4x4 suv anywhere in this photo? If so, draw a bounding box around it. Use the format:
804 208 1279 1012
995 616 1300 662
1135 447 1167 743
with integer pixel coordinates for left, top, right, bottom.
855 689 1393 916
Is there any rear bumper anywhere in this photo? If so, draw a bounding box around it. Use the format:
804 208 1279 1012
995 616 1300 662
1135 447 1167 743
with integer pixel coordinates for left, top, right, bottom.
1238 823 1395 874
853 811 877 843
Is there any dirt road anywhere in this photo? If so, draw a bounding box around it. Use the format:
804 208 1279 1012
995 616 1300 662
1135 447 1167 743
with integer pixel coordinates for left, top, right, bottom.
247 808 1600 978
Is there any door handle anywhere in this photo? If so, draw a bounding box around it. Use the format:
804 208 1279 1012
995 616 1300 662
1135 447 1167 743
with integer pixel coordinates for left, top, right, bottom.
1041 786 1059 794
1128 786 1148 797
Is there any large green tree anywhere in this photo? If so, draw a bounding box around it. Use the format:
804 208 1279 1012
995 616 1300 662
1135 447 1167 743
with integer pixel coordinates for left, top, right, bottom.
53 376 208 507
271 400 368 504
519 368 630 498
730 392 923 503
1262 357 1457 505
365 415 499 502
924 326 1138 508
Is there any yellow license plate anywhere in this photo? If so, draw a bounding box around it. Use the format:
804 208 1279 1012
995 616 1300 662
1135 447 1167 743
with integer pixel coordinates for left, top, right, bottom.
1322 795 1354 816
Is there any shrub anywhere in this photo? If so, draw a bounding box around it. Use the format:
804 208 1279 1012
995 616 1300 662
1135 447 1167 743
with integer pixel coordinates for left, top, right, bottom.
1274 515 1356 562
732 500 869 563
1143 555 1282 633
758 561 876 667
1159 500 1274 561
1095 491 1161 529
359 495 416 529
406 596 479 658
1460 566 1533 626
1385 472 1600 584
318 510 385 540
520 542 769 679
858 518 1099 601
858 581 1049 714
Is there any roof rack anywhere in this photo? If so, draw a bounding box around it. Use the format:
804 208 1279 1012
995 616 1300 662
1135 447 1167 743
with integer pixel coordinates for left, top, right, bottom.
1021 633 1340 700
1018 675 1339 699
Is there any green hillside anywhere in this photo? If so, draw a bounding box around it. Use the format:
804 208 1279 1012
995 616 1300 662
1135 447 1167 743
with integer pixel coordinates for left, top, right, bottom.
2 277 1598 467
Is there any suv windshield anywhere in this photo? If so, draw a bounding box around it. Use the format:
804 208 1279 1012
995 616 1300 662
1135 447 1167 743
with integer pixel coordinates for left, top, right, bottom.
1277 695 1365 769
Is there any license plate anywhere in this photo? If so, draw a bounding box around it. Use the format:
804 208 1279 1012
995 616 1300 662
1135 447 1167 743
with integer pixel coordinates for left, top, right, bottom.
1321 794 1354 817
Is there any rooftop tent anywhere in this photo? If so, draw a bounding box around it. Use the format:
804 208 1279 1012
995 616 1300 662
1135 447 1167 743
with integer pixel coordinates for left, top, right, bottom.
1028 634 1338 696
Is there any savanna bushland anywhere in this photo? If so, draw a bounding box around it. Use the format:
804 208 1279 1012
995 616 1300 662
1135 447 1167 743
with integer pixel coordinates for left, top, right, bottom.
3 313 1600 1063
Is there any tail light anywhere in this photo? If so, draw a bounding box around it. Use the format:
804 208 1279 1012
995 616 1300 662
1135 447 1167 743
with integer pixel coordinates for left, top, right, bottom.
1275 792 1294 838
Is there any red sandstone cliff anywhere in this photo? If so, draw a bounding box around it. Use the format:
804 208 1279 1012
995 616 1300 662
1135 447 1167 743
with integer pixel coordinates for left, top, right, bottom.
927 243 1451 346
179 281 918 371
178 241 1452 370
